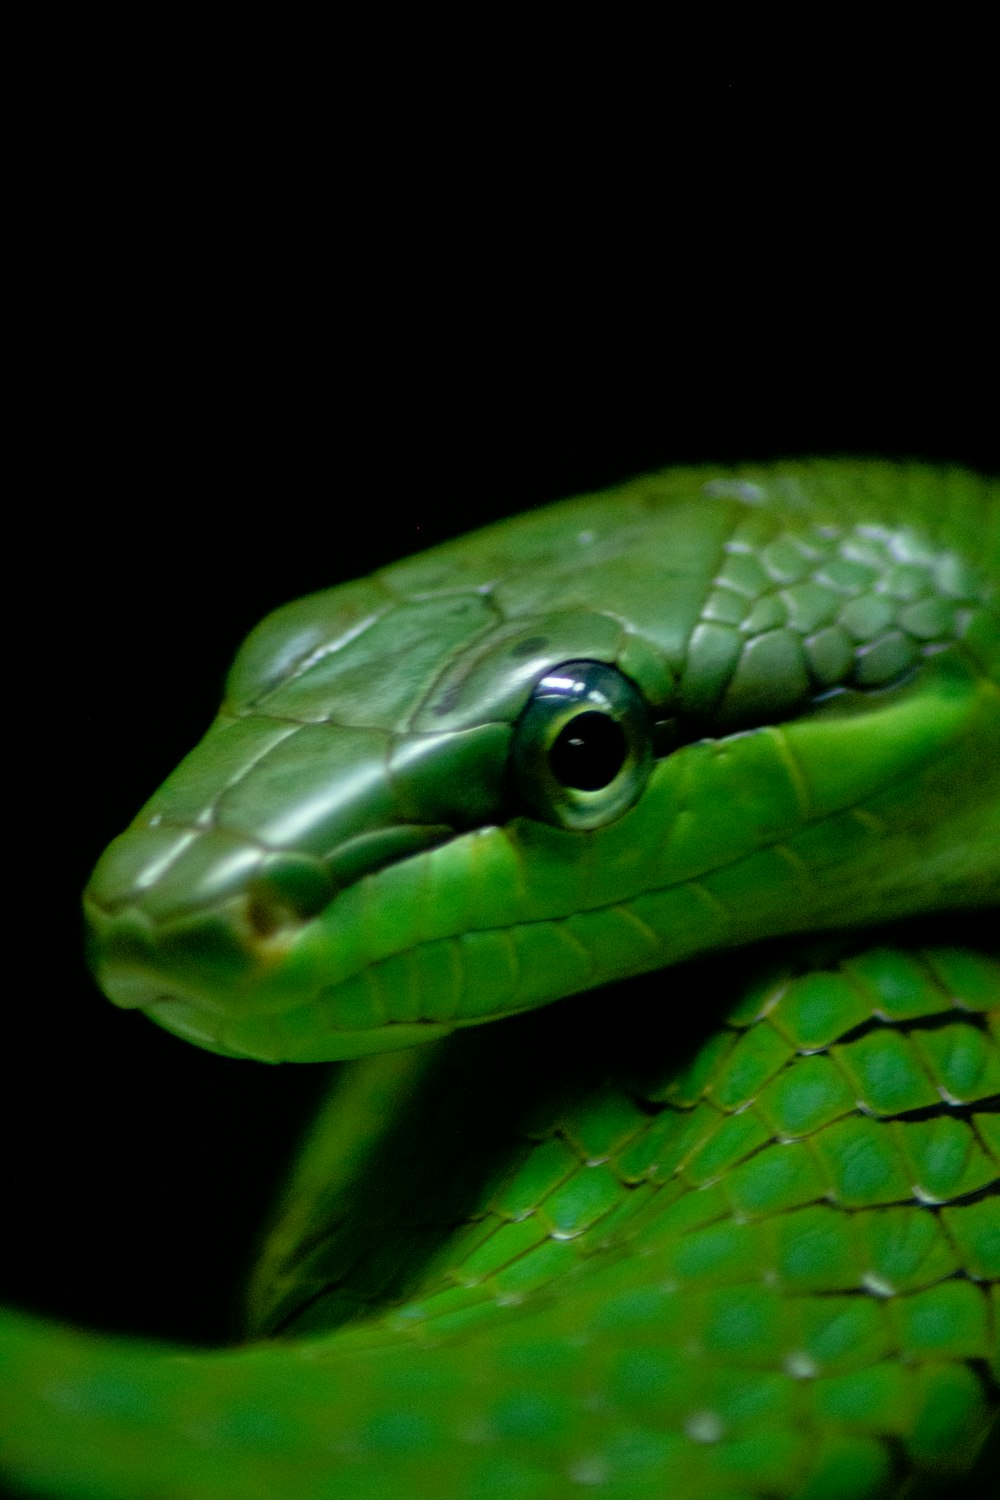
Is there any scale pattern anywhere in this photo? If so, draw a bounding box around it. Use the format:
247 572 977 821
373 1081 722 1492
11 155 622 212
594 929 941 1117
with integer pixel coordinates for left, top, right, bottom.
3 947 995 1500
240 945 1000 1499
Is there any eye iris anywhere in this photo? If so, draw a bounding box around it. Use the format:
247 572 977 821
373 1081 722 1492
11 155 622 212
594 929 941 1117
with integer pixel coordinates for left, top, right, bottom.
512 659 653 830
549 711 628 791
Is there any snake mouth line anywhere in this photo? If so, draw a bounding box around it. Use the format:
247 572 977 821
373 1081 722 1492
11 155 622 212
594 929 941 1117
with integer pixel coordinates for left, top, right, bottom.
93 960 243 1028
142 992 259 1058
91 797 962 1063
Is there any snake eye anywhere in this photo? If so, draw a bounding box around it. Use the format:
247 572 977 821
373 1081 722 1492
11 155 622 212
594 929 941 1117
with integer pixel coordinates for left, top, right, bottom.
512 660 653 830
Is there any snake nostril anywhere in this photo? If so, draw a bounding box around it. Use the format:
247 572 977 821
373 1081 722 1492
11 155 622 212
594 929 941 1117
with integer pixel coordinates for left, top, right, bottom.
243 853 335 941
244 885 300 942
84 844 336 1013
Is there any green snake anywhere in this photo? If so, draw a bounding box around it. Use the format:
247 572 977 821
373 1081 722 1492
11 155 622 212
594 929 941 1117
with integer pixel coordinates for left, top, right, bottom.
1 459 998 1500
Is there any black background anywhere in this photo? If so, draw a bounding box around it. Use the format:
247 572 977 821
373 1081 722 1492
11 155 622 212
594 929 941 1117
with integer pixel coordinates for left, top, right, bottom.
5 49 998 1491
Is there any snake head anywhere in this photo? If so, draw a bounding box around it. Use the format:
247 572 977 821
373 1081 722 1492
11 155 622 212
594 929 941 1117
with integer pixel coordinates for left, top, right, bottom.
84 463 1000 1062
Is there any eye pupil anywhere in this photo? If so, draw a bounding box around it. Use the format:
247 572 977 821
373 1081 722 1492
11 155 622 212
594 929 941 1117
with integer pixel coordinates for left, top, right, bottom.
549 711 628 790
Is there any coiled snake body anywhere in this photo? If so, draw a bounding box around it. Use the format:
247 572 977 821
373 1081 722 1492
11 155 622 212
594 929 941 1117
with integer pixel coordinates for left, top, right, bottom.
1 460 998 1498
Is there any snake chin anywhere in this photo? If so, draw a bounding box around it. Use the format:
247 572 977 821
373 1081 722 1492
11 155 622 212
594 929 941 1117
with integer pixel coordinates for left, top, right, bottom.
142 993 251 1058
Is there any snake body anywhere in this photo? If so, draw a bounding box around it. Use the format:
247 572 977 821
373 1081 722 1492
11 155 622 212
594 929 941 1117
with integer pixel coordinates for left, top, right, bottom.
1 460 998 1498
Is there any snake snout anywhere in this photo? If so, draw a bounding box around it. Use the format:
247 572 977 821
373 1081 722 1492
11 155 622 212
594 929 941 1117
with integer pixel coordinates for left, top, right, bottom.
83 823 334 1017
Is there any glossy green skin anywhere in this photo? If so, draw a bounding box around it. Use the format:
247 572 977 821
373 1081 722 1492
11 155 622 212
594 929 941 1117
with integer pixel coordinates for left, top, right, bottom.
1 460 999 1499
